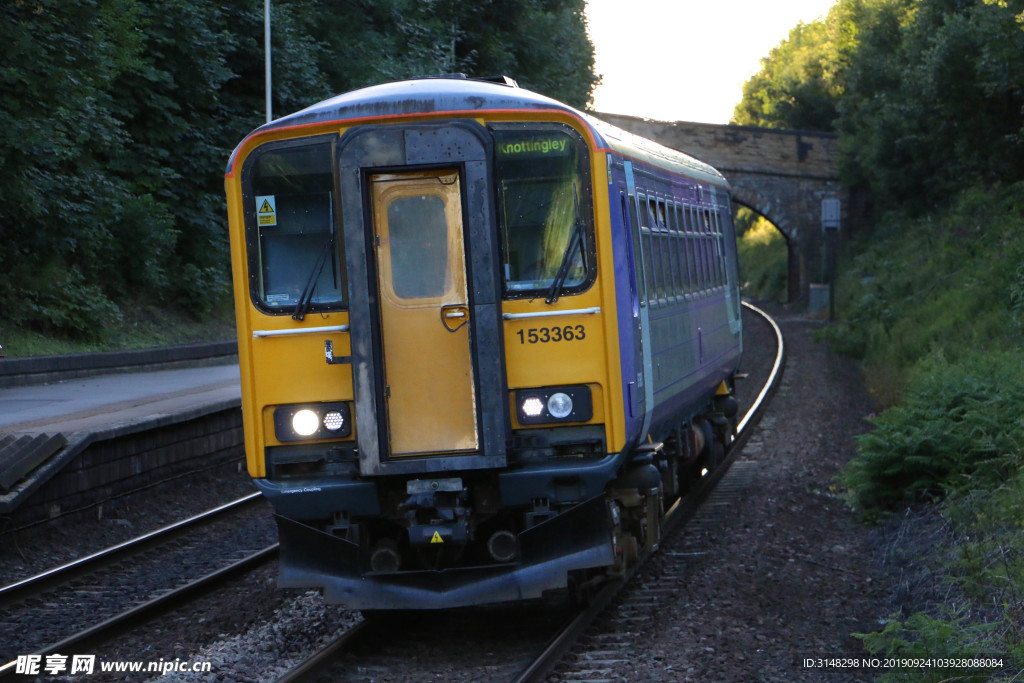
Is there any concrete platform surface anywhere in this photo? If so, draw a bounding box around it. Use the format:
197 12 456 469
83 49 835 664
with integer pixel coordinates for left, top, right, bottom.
0 365 241 435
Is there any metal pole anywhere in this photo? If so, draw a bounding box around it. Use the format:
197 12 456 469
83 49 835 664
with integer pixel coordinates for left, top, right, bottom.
826 229 837 322
265 0 272 123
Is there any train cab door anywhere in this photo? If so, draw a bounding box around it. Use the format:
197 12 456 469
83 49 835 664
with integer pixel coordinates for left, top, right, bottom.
369 170 479 456
338 123 507 475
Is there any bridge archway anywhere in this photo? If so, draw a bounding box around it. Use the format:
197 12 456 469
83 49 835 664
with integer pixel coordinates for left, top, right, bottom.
595 113 845 303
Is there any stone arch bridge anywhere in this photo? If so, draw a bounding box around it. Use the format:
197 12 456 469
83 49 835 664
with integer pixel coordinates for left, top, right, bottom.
597 113 845 303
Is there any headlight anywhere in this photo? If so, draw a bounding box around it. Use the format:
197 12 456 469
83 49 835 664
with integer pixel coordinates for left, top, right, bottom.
291 409 320 436
547 392 573 419
516 386 592 425
274 402 351 442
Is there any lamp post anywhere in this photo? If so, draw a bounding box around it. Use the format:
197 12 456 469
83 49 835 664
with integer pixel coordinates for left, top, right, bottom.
821 198 840 321
265 0 272 123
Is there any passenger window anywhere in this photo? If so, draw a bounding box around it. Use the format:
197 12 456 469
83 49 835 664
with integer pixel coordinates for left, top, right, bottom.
667 203 682 298
637 193 657 306
705 209 720 287
712 210 726 286
627 193 647 306
644 229 657 306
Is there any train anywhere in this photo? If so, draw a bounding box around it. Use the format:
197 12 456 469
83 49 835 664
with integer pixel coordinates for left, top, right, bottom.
225 75 743 609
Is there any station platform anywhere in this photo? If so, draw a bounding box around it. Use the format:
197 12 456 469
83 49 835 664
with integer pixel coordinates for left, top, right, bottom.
0 365 240 435
0 364 243 525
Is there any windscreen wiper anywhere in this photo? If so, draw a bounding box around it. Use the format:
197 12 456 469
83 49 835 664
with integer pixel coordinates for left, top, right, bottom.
292 236 334 321
545 185 586 304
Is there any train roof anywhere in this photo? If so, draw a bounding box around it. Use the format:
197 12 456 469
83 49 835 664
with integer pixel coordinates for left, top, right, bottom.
229 76 727 186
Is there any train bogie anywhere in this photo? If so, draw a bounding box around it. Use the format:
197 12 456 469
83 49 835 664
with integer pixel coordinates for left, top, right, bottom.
225 75 742 609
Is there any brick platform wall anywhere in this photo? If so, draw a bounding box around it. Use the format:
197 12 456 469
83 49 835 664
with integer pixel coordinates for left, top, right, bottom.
7 409 244 528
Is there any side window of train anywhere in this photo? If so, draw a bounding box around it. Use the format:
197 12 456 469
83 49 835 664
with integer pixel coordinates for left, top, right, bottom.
638 193 657 307
657 199 671 303
626 192 647 307
621 194 640 313
241 138 345 315
711 208 724 287
650 197 664 305
686 204 705 292
667 201 683 299
492 124 595 298
677 203 693 295
703 209 717 288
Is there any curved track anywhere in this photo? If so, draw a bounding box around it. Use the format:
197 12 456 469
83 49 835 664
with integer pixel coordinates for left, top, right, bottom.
275 300 785 683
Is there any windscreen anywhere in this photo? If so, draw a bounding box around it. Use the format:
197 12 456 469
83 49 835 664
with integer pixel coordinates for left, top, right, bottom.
245 140 344 314
493 126 593 297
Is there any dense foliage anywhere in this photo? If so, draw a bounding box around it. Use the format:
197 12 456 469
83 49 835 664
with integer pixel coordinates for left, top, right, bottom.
0 0 597 340
843 349 1024 512
826 187 1024 680
736 0 1024 668
734 0 1024 213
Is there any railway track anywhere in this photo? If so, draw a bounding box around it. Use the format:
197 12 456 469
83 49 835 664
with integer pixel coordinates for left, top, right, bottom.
0 493 276 678
275 301 784 683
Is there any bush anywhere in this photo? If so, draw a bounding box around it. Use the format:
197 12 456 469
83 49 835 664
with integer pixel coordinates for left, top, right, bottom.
856 610 1013 682
842 351 1024 515
11 267 123 342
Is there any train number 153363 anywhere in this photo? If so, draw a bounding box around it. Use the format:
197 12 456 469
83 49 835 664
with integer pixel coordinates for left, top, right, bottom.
515 325 586 344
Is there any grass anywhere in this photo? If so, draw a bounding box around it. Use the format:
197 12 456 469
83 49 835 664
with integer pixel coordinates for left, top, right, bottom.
820 182 1024 406
0 303 236 358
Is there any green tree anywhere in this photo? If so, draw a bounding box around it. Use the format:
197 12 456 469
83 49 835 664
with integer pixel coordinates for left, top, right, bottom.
838 0 1024 212
0 0 145 335
0 0 598 340
732 0 871 130
733 20 840 130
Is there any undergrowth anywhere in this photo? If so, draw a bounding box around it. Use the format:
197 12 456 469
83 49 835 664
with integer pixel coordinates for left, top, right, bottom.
842 350 1024 514
832 183 1024 677
821 182 1024 406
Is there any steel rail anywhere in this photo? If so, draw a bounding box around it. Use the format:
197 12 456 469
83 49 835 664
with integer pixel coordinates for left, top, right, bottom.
0 545 278 679
274 620 374 683
510 300 786 683
736 300 786 435
0 492 264 609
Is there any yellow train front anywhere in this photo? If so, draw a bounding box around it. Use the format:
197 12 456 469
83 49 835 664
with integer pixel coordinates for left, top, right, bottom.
225 76 742 609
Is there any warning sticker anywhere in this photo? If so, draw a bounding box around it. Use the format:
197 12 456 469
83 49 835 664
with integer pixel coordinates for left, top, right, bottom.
430 531 444 544
256 195 277 227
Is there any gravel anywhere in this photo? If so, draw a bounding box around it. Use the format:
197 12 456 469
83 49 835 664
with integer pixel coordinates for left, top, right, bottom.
594 302 891 681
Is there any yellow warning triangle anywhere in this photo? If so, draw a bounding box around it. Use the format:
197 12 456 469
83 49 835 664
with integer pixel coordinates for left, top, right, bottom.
430 531 444 544
258 199 274 213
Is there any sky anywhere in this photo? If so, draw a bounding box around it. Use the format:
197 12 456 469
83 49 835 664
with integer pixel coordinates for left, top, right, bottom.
585 0 838 124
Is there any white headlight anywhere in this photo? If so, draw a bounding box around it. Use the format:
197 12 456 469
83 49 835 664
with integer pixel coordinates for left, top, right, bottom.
522 397 545 417
292 409 320 436
547 392 573 419
323 410 345 431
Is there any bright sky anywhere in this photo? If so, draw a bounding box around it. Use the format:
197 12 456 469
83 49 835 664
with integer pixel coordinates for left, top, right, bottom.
585 0 838 124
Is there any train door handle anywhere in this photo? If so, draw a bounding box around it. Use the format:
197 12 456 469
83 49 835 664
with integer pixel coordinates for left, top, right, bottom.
440 304 470 332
